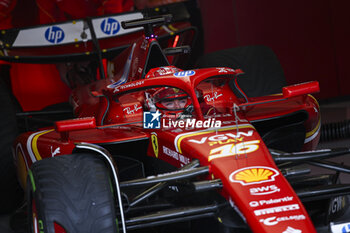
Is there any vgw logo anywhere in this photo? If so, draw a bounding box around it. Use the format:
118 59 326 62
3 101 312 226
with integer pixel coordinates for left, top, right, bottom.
143 111 161 129
45 26 65 44
101 18 120 35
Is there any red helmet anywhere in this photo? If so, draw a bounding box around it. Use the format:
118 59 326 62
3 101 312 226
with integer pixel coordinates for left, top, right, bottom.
146 87 192 117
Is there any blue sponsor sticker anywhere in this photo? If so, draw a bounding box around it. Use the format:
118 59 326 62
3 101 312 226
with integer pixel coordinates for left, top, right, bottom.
143 111 161 129
174 70 196 77
101 18 120 35
45 26 65 44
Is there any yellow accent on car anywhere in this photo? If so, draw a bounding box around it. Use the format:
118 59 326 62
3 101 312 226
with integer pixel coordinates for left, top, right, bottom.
168 24 178 32
176 124 255 154
305 118 321 139
151 134 159 158
32 129 54 161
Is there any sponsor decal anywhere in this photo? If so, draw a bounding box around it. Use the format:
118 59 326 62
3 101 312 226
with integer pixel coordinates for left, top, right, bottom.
204 91 223 102
330 222 350 233
148 66 179 77
189 130 253 145
14 13 144 47
230 166 279 185
173 70 195 77
208 140 259 161
113 80 144 93
151 134 159 158
123 104 142 115
174 124 255 154
45 26 64 44
329 196 346 214
250 185 281 196
259 215 306 226
249 196 293 207
282 226 302 233
100 18 120 35
341 223 350 233
163 146 190 165
216 67 234 73
254 204 300 216
50 146 60 157
143 111 161 129
327 196 348 222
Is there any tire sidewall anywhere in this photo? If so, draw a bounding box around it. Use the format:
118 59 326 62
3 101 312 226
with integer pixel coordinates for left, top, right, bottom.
27 154 118 233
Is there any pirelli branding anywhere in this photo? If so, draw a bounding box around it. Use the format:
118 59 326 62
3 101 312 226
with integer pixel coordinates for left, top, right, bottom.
254 204 300 216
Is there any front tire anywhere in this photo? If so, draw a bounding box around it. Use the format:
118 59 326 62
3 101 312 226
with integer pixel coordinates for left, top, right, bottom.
27 153 118 233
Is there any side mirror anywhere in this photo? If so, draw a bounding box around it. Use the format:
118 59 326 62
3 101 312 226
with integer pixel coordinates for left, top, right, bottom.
55 117 96 142
283 81 320 98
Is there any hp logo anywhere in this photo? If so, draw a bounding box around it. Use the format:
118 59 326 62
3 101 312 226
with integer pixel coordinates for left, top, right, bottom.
342 224 350 233
45 26 65 44
174 70 196 77
101 18 120 35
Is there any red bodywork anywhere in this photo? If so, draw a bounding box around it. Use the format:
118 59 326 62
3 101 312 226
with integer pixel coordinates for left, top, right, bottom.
12 15 321 233
8 17 192 111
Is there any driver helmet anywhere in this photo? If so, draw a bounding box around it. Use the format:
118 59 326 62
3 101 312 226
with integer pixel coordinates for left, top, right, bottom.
145 87 192 118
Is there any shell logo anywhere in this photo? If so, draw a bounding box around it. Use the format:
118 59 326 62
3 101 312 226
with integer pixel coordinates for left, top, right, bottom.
229 166 279 186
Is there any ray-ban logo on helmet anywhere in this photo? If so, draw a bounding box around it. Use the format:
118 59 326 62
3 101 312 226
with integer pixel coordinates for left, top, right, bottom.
143 111 161 129
101 18 120 35
45 26 65 44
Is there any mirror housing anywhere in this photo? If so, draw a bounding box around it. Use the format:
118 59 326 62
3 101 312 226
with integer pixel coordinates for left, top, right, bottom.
282 81 320 98
55 117 96 142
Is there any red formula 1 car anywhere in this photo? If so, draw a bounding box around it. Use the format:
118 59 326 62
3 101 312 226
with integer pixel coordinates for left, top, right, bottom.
2 12 350 233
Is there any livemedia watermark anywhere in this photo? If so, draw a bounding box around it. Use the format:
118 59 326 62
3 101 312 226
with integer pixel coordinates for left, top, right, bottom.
143 111 222 129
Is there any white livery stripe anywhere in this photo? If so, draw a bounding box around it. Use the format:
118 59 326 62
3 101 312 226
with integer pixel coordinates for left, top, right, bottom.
26 130 48 163
304 125 320 143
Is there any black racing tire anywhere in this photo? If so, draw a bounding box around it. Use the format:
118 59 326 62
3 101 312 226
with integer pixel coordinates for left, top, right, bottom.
195 45 287 97
0 75 23 214
27 153 118 233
